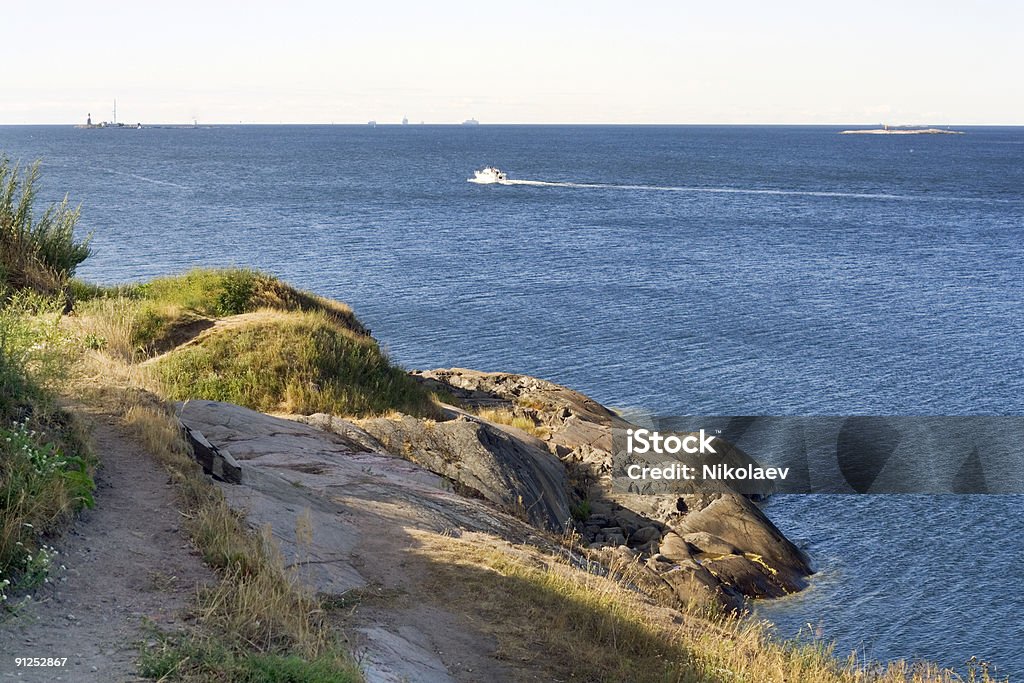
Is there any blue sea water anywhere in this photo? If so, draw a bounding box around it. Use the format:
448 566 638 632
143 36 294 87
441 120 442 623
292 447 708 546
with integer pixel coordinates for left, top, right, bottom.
2 124 1022 677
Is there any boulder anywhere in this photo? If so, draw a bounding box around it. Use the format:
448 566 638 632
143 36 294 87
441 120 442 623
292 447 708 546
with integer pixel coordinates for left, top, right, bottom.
657 532 693 562
676 494 811 593
700 555 788 599
681 532 740 557
360 414 573 531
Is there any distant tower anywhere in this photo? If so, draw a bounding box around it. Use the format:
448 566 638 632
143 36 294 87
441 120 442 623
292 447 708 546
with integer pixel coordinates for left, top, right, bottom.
113 99 117 125
87 113 92 126
402 115 409 125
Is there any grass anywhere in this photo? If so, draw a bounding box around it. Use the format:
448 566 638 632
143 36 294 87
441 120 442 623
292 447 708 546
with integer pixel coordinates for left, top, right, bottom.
73 268 437 418
106 395 361 681
471 406 549 438
70 268 365 355
152 308 435 417
1 157 90 297
139 637 357 683
413 533 1006 683
0 290 94 605
135 269 365 330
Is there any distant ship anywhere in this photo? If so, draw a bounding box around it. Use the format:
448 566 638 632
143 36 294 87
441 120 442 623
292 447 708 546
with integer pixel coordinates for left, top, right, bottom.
462 118 480 126
367 120 377 127
402 116 409 125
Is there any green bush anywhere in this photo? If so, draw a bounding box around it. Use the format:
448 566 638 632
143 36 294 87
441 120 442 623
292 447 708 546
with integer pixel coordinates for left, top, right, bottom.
217 269 258 315
1 157 91 294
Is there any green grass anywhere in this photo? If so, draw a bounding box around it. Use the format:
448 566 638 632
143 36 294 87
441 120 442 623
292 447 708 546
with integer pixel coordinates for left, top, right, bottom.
139 634 360 683
73 268 372 362
153 309 435 417
66 268 435 417
133 269 366 332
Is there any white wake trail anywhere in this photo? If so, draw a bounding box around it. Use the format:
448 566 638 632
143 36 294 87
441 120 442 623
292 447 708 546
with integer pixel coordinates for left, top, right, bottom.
94 167 190 190
487 177 1008 203
500 178 917 201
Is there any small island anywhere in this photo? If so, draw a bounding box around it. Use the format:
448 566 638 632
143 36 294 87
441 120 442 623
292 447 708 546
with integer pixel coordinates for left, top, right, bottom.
840 124 963 135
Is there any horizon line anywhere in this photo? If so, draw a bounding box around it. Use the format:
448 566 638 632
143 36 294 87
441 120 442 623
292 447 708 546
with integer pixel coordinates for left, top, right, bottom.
3 121 1024 128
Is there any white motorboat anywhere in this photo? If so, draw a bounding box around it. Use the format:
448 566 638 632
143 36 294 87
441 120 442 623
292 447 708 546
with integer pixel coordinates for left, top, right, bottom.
469 167 507 184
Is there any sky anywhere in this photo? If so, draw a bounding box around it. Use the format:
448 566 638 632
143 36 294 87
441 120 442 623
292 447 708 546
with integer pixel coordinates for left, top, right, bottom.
3 0 1022 125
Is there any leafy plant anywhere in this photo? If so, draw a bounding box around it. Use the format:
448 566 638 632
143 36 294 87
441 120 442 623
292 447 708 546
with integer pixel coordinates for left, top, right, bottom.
570 498 592 522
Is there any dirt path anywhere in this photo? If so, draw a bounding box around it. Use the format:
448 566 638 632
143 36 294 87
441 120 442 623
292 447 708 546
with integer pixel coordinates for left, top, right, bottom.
0 413 213 682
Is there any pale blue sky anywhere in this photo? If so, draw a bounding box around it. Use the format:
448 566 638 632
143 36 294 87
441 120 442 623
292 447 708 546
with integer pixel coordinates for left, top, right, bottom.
4 0 1022 124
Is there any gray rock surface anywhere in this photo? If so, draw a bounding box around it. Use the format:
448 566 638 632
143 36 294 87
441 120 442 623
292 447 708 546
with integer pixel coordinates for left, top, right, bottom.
177 400 539 596
358 413 573 531
177 400 545 681
179 367 812 618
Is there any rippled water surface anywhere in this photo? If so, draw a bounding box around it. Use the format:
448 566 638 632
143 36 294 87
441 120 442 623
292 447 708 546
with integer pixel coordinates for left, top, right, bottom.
2 124 1021 676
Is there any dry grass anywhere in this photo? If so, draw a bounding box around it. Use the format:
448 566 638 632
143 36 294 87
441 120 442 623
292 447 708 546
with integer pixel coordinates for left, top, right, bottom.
411 532 1006 683
80 376 359 681
472 406 550 438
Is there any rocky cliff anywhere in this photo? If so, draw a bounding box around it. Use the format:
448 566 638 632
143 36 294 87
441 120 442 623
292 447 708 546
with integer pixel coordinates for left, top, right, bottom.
180 367 812 616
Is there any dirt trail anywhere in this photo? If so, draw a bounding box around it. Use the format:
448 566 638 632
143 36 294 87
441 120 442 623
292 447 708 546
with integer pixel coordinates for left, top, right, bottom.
0 413 213 682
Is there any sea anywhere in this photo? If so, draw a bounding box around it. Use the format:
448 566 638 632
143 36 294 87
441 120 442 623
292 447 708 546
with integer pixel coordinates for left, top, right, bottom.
1 124 1022 678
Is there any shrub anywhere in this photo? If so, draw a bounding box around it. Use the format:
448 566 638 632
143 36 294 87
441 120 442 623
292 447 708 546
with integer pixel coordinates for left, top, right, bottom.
217 269 258 315
0 157 91 294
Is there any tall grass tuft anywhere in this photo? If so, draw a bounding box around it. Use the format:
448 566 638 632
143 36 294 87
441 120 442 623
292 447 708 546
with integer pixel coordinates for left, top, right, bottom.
1 157 91 295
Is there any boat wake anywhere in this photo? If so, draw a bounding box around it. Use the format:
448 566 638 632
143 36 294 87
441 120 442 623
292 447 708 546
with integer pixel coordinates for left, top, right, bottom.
502 178 931 202
94 167 190 190
471 169 1007 203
